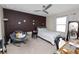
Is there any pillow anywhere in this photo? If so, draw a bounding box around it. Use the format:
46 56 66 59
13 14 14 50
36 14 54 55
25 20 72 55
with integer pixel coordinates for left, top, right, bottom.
16 32 21 38
37 28 47 31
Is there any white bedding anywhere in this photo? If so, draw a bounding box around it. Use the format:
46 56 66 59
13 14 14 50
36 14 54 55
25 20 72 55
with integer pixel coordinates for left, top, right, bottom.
38 28 61 45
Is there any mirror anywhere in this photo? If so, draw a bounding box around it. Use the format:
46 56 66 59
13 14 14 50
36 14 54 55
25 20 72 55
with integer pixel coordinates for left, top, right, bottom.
68 22 78 40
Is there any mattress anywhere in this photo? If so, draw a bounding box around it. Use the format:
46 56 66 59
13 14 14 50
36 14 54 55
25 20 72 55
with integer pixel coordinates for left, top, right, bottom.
38 28 60 45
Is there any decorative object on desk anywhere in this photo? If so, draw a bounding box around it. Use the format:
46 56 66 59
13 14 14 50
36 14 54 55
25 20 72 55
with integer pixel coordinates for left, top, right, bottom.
69 40 79 48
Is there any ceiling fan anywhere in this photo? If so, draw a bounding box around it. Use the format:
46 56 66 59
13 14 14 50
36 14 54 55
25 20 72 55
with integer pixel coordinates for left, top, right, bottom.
34 4 52 14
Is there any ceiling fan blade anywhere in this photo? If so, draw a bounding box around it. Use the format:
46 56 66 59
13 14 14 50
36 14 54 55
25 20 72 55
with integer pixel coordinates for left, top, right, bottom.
44 4 52 10
43 10 48 14
34 10 41 12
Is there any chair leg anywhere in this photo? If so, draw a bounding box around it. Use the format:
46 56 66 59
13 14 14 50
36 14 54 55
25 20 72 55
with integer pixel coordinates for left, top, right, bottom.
23 41 26 44
1 50 4 54
1 50 7 54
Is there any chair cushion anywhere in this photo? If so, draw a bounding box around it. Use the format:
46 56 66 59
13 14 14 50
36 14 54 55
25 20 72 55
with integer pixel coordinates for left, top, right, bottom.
10 31 27 42
16 31 26 39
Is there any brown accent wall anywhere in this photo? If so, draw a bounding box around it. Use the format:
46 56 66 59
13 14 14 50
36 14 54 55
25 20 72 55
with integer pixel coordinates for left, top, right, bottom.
3 9 46 43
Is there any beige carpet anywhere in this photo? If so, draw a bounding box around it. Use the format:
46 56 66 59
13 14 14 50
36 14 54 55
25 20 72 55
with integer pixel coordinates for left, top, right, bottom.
7 38 57 54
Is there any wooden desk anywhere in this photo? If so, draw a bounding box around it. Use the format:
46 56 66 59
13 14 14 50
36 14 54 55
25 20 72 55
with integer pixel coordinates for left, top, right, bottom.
58 42 75 54
58 40 79 54
69 40 79 48
75 48 79 54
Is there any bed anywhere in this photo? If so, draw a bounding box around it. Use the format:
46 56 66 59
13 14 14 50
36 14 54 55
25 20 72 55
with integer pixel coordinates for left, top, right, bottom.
37 28 64 45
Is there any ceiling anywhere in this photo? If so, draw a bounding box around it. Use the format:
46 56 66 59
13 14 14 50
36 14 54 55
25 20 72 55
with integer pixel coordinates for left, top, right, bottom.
1 4 79 17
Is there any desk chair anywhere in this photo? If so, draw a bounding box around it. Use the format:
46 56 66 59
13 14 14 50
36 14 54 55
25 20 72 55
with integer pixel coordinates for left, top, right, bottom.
0 38 7 54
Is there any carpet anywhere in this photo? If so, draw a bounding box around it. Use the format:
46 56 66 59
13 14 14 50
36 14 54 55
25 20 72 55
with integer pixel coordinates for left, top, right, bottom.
7 37 57 54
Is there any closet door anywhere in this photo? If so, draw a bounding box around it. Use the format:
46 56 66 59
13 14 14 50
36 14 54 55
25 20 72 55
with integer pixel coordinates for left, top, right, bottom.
0 7 4 39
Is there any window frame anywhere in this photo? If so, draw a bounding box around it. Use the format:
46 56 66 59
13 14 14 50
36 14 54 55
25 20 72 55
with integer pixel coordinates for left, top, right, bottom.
56 16 67 32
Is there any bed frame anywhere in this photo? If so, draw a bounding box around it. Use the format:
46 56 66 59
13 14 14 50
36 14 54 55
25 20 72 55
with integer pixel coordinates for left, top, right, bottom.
37 36 54 46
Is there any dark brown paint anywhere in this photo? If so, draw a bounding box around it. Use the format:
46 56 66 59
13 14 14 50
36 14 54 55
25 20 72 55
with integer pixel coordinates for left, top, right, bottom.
3 9 46 43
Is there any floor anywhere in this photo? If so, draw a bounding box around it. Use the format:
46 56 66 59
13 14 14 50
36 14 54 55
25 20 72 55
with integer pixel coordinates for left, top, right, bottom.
7 37 57 54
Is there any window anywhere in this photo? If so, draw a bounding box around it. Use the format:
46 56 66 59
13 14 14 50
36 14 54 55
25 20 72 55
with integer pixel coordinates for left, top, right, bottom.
56 16 67 32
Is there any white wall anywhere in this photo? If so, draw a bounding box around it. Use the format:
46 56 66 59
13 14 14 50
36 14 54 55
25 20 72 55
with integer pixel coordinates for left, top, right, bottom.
46 15 56 31
46 9 79 37
0 6 4 39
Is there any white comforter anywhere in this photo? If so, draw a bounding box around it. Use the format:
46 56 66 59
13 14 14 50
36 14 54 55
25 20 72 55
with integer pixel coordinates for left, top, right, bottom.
38 28 61 45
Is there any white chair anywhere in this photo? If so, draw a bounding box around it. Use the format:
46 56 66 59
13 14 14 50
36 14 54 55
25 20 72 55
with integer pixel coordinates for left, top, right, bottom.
58 38 66 49
57 38 66 54
0 38 7 54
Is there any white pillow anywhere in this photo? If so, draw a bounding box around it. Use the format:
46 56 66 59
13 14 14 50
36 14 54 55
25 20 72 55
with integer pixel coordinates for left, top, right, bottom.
37 28 47 31
59 38 66 49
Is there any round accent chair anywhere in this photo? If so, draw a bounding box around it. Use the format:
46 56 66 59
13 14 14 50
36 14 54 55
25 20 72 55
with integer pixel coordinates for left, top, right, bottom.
10 31 27 44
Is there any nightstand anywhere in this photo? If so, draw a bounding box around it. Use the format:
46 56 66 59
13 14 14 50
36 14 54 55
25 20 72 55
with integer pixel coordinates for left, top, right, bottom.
32 30 37 38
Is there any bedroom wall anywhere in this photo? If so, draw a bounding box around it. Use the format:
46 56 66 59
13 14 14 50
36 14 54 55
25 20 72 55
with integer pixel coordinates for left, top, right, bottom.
46 8 79 37
0 6 4 39
3 9 46 43
46 14 56 31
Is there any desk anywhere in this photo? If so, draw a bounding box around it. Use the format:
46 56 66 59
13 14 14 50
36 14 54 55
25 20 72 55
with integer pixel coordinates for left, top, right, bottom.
75 48 79 54
69 40 79 48
69 40 79 54
58 40 79 54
